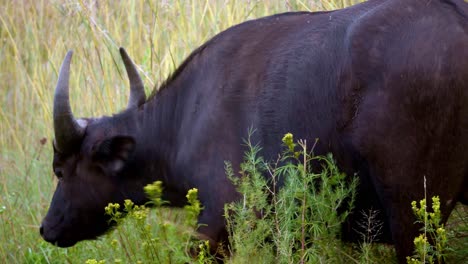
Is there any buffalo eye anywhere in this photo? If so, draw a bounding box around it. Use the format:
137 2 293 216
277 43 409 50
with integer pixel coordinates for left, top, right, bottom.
54 168 64 179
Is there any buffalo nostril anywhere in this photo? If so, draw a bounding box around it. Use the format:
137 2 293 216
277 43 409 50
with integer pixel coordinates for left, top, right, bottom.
39 225 44 236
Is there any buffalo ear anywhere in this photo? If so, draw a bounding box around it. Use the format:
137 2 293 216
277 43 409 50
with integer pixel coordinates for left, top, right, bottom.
92 136 136 173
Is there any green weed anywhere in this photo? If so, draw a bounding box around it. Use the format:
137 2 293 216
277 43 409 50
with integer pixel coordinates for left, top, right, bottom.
96 181 212 264
407 196 448 264
225 133 358 263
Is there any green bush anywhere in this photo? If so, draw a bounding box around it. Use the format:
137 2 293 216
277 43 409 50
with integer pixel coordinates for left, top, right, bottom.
224 133 358 263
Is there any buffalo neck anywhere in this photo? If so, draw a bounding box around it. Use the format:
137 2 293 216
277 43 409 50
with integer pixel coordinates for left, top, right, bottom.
129 75 191 207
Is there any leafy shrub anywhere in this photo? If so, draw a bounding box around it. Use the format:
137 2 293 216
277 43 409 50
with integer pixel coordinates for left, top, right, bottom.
224 133 358 263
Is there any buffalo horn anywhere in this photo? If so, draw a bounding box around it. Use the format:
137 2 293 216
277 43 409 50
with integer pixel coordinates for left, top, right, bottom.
119 47 146 108
53 51 85 152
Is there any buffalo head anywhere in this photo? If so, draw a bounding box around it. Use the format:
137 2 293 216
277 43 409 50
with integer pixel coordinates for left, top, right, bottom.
40 48 146 247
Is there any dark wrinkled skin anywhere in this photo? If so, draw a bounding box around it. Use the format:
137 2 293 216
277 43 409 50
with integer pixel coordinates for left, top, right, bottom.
41 0 468 262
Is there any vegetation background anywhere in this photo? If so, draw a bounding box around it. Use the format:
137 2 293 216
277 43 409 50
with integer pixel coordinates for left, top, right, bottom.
0 0 466 263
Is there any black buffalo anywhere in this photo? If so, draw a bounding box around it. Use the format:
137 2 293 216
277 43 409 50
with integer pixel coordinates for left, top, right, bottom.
40 0 468 262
